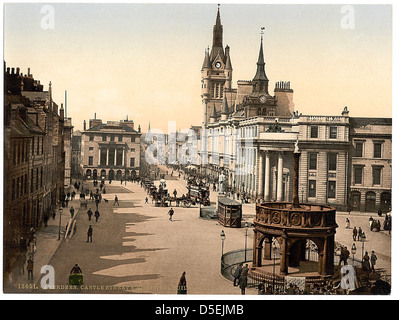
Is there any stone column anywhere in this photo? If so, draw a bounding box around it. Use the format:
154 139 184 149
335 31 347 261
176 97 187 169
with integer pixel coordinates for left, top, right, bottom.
264 152 270 201
106 149 109 166
292 152 301 207
257 152 264 199
280 234 288 275
277 152 284 202
98 148 101 165
114 149 117 166
122 149 125 166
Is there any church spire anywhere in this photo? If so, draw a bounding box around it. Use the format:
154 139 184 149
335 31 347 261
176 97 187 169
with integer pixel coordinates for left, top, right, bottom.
252 27 269 94
210 5 224 63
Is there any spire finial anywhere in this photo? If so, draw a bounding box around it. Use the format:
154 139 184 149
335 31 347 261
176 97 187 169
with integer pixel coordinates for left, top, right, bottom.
260 27 265 42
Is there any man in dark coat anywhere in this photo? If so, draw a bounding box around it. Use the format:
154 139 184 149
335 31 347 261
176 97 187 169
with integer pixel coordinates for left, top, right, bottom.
87 226 93 243
87 208 93 221
94 210 100 222
233 263 243 287
353 227 358 241
238 264 249 295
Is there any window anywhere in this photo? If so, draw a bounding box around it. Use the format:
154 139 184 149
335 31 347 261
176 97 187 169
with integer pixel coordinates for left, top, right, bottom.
329 126 338 139
118 135 122 142
310 126 318 138
354 167 363 184
328 153 337 171
309 153 317 170
372 167 382 185
308 180 316 198
89 147 94 151
102 135 107 141
130 158 135 167
131 136 135 142
89 135 94 141
328 181 336 198
355 142 363 157
89 156 93 166
131 148 135 152
110 135 115 142
374 142 382 158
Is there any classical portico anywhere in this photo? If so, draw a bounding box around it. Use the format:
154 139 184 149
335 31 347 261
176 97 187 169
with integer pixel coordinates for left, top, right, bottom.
257 148 294 202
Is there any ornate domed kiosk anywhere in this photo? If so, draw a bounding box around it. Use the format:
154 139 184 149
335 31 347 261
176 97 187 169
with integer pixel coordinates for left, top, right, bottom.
250 143 338 288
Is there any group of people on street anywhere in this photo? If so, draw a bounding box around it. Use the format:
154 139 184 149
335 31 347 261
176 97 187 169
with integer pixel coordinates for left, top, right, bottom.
87 208 100 222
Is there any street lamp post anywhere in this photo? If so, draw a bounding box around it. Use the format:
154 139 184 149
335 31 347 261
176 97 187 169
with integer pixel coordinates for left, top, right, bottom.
351 243 357 266
272 240 278 294
58 207 63 240
220 230 226 257
244 222 249 262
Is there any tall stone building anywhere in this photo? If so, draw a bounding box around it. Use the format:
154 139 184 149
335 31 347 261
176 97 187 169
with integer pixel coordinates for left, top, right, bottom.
71 130 83 180
348 118 392 212
81 117 142 181
199 8 391 212
3 64 67 281
64 117 74 189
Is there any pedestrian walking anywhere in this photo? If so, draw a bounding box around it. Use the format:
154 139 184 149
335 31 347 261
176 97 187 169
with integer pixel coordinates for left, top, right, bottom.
94 210 100 222
362 251 371 272
114 195 119 206
168 208 174 221
177 271 187 294
345 218 350 229
69 206 75 219
27 258 34 281
358 227 363 241
353 227 358 241
87 208 93 221
87 225 93 243
238 264 249 295
233 263 243 287
371 251 378 272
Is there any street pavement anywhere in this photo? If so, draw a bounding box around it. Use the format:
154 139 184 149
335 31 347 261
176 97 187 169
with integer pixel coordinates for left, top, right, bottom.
6 169 391 295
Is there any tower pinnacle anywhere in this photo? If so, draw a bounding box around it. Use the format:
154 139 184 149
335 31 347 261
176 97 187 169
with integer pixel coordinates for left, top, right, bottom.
252 27 269 94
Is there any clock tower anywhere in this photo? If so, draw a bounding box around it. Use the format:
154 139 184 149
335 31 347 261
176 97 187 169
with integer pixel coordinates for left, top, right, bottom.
241 29 278 118
201 6 233 126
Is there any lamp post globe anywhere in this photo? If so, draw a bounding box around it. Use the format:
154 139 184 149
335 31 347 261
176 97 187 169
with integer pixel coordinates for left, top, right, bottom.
220 230 226 257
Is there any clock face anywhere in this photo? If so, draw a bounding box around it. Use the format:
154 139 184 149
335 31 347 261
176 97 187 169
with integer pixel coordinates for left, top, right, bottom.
260 95 267 103
215 62 221 69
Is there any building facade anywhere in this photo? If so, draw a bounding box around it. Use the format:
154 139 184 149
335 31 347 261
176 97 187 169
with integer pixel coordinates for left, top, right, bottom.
199 8 391 212
81 118 142 181
3 64 66 279
348 118 392 213
71 130 83 180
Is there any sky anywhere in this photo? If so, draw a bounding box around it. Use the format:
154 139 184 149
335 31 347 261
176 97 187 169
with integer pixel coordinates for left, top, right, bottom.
3 2 393 133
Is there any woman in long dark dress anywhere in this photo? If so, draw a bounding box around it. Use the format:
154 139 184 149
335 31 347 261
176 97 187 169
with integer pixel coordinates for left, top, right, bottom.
177 272 187 294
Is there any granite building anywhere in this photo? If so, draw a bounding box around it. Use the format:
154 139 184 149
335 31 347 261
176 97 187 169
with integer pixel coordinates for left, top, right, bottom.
3 64 67 280
199 8 391 212
81 117 142 181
